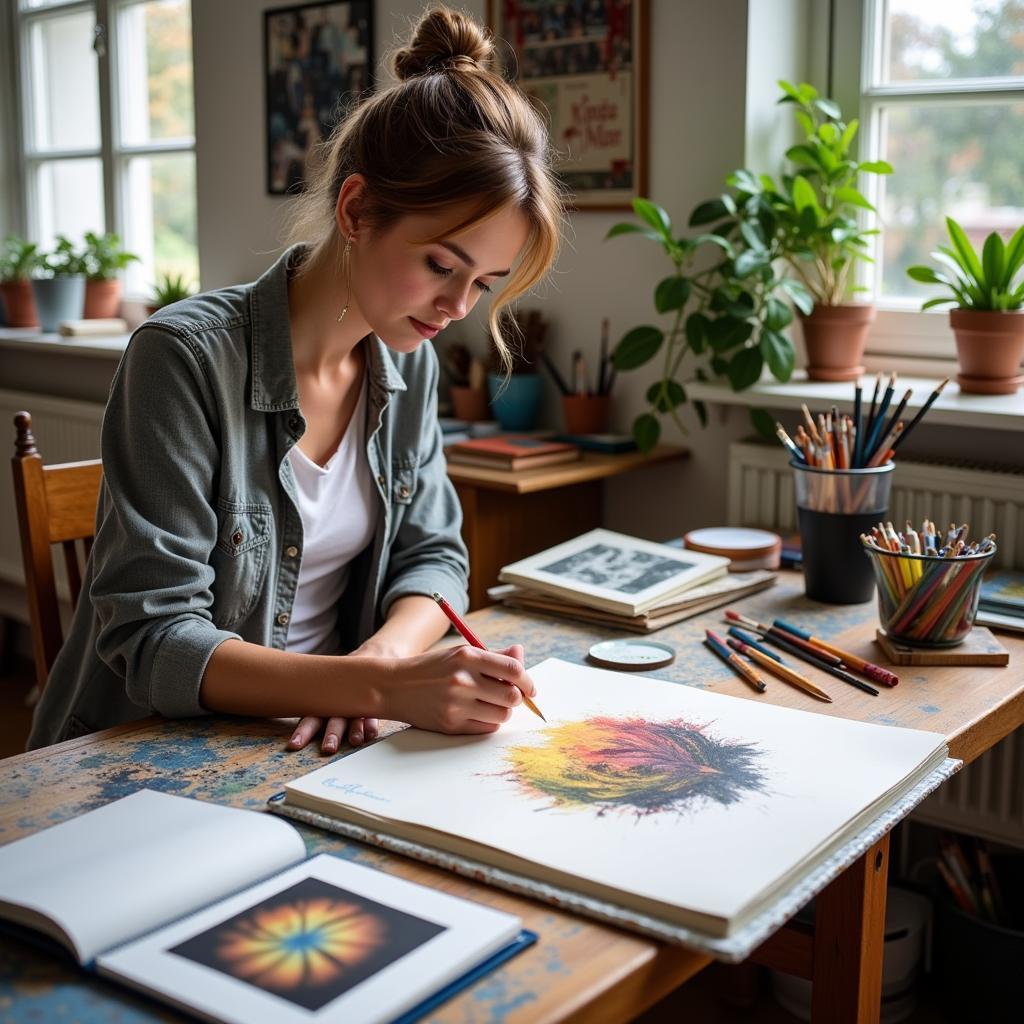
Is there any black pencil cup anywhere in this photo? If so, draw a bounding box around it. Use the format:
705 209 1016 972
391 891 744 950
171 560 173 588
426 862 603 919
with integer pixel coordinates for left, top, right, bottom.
792 461 894 604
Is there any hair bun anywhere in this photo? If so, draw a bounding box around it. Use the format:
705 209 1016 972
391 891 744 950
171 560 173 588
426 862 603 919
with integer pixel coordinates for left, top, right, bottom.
392 5 494 81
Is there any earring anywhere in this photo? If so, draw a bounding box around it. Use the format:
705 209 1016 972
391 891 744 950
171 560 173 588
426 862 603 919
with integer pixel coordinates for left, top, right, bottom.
336 235 353 323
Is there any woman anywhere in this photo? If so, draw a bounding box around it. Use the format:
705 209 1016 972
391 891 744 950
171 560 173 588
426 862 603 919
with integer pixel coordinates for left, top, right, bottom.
29 6 565 752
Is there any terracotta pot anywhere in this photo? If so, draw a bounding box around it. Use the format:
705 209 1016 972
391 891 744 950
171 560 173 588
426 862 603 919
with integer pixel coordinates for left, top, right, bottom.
950 309 1024 395
83 278 122 319
562 394 610 435
449 385 489 422
0 280 40 328
798 303 876 382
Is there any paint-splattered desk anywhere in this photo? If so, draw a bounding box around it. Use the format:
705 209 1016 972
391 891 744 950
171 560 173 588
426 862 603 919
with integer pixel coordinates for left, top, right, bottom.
1 574 1021 1023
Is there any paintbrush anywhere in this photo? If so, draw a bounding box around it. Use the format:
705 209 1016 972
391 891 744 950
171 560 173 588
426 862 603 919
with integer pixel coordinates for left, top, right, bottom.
727 636 832 702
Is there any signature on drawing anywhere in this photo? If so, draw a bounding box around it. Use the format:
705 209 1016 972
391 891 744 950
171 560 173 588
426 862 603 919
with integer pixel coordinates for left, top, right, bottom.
321 779 390 802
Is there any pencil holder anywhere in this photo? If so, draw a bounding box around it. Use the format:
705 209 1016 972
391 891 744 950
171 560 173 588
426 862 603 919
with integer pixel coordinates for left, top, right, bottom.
866 546 995 647
792 460 894 604
487 372 543 431
449 385 489 422
561 394 610 435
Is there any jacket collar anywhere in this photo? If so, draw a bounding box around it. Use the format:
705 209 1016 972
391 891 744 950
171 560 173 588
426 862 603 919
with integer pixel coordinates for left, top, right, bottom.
249 244 407 412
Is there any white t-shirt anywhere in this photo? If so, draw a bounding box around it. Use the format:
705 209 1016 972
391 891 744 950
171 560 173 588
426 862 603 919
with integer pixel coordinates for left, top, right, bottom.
285 379 376 654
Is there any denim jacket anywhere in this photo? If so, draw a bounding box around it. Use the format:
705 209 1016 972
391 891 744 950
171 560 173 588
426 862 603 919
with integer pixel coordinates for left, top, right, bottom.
29 245 469 748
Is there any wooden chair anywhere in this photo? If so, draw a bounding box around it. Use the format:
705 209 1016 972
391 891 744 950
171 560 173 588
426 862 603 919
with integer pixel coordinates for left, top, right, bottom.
11 411 103 693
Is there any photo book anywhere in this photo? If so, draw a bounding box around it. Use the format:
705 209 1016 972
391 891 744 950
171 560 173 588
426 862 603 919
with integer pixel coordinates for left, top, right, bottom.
0 790 531 1024
499 529 731 616
278 659 950 943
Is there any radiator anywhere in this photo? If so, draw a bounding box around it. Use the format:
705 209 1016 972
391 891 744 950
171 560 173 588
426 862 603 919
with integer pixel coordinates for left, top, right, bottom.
728 439 1024 849
0 389 105 597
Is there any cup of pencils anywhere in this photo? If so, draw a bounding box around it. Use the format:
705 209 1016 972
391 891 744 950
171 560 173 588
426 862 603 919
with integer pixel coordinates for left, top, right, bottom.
863 522 996 646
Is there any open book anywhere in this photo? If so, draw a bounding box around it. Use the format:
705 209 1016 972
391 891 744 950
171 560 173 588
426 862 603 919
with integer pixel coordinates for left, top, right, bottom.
499 529 730 616
280 659 949 941
0 790 530 1024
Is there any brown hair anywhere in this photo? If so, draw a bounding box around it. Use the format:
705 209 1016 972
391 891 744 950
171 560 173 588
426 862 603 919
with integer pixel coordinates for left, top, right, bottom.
284 5 565 372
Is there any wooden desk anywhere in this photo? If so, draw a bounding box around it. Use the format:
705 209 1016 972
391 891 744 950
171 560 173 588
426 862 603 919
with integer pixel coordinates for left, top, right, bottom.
2 575 1021 1023
447 445 688 609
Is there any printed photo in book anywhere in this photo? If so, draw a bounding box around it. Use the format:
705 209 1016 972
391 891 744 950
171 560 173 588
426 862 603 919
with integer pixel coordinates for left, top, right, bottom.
280 659 949 940
499 529 730 616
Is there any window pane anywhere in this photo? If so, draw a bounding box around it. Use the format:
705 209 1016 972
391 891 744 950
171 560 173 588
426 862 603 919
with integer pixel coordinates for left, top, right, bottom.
882 0 1024 83
35 159 105 249
117 0 195 145
875 101 1024 300
122 152 198 296
27 9 101 151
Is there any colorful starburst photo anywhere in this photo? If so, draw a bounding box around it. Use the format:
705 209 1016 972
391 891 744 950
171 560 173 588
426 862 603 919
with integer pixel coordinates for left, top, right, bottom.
502 716 766 818
169 877 446 1011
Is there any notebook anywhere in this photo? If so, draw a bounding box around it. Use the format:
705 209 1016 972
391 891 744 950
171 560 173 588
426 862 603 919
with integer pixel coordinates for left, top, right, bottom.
0 790 532 1024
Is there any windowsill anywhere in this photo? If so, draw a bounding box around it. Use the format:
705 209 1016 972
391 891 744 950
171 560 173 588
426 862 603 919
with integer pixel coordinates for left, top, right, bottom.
687 371 1024 433
0 328 131 360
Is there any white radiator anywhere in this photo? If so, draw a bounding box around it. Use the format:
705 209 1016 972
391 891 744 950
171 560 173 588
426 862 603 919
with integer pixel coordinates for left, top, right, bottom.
728 439 1024 849
0 389 105 595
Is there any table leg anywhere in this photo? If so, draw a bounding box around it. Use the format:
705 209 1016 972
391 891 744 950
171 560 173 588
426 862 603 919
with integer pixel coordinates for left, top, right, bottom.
811 834 890 1024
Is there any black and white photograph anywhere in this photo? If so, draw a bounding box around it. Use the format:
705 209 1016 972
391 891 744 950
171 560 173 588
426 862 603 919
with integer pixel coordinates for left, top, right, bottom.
540 542 694 595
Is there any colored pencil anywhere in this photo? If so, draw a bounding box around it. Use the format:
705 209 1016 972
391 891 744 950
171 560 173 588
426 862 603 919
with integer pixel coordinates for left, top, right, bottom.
852 383 863 466
864 371 883 441
725 611 844 667
861 371 896 461
726 626 783 662
704 629 767 693
772 618 899 687
432 592 546 721
727 636 832 702
891 378 949 451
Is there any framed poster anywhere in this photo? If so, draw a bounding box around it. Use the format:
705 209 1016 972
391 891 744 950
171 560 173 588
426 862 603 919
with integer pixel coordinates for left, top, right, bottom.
264 1 373 195
489 0 648 210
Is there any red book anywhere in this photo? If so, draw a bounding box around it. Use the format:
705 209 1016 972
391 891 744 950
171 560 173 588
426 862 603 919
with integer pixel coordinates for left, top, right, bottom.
446 435 581 471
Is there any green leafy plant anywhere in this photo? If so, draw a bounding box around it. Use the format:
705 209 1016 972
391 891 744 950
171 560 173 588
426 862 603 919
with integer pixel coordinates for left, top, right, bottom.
150 271 194 309
906 216 1024 311
0 235 41 283
756 80 893 306
83 231 139 281
41 235 88 277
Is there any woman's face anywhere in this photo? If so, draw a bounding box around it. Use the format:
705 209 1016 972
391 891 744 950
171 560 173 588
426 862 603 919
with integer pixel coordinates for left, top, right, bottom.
348 200 530 353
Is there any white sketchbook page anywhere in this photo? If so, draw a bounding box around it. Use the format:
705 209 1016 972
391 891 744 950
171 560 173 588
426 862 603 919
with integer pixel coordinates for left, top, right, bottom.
286 659 946 932
0 789 306 964
98 853 521 1024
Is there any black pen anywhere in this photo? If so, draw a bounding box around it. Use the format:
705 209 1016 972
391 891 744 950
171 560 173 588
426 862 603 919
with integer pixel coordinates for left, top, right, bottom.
758 630 880 696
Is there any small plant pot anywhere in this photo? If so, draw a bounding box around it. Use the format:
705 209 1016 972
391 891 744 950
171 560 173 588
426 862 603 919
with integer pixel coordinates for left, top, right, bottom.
798 303 875 382
0 280 40 328
562 394 610 435
487 372 544 431
950 308 1024 395
449 385 490 422
30 276 85 333
84 278 122 319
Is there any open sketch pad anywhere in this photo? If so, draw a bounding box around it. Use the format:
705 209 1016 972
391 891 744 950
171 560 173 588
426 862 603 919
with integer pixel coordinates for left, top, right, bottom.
283 658 948 939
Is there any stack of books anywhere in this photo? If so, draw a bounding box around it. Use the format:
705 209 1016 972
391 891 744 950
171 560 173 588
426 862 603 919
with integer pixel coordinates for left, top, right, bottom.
494 529 776 632
446 435 581 471
976 569 1024 633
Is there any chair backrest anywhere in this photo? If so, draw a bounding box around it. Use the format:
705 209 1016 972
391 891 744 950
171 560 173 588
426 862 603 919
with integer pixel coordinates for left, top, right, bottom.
11 411 103 693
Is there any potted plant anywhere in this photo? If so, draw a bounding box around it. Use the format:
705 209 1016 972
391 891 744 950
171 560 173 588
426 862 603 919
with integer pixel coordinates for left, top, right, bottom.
757 81 894 381
606 191 809 451
0 235 41 328
31 235 87 332
487 309 547 431
82 231 139 318
147 271 194 316
907 216 1024 394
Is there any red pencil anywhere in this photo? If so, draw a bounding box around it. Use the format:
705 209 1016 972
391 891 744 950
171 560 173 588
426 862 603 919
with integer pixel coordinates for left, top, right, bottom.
432 591 546 722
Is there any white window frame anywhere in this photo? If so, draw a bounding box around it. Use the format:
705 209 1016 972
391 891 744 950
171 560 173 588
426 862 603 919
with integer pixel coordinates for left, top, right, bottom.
828 0 1024 374
10 0 196 300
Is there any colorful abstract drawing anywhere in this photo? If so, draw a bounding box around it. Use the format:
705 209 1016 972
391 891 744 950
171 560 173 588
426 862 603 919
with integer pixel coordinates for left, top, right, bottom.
170 877 445 1011
502 717 765 817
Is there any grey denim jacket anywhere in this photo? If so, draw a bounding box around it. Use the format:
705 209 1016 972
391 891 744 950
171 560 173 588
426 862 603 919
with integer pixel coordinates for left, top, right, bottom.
28 245 469 749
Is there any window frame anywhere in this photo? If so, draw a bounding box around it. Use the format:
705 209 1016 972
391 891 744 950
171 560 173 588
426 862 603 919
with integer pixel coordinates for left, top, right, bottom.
827 0 1024 371
9 0 197 300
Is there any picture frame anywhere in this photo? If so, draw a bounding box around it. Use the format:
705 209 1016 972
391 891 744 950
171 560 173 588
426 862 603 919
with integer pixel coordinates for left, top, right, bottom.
264 1 373 196
488 0 648 210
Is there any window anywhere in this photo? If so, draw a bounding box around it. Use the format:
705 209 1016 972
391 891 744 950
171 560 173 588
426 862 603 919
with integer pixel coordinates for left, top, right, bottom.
13 0 198 298
832 0 1024 365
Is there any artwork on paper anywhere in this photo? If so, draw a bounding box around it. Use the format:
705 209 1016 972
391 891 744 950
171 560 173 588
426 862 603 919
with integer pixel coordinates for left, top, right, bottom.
264 1 373 195
500 716 766 817
540 543 697 594
169 877 444 1011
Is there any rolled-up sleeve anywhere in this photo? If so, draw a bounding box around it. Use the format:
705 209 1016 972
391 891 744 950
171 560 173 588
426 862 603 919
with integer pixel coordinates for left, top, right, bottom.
90 327 240 717
380 350 470 618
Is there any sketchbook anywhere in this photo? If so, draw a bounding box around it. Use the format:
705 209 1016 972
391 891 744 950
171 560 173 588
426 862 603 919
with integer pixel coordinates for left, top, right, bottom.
280 659 950 943
499 529 731 616
0 790 531 1024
